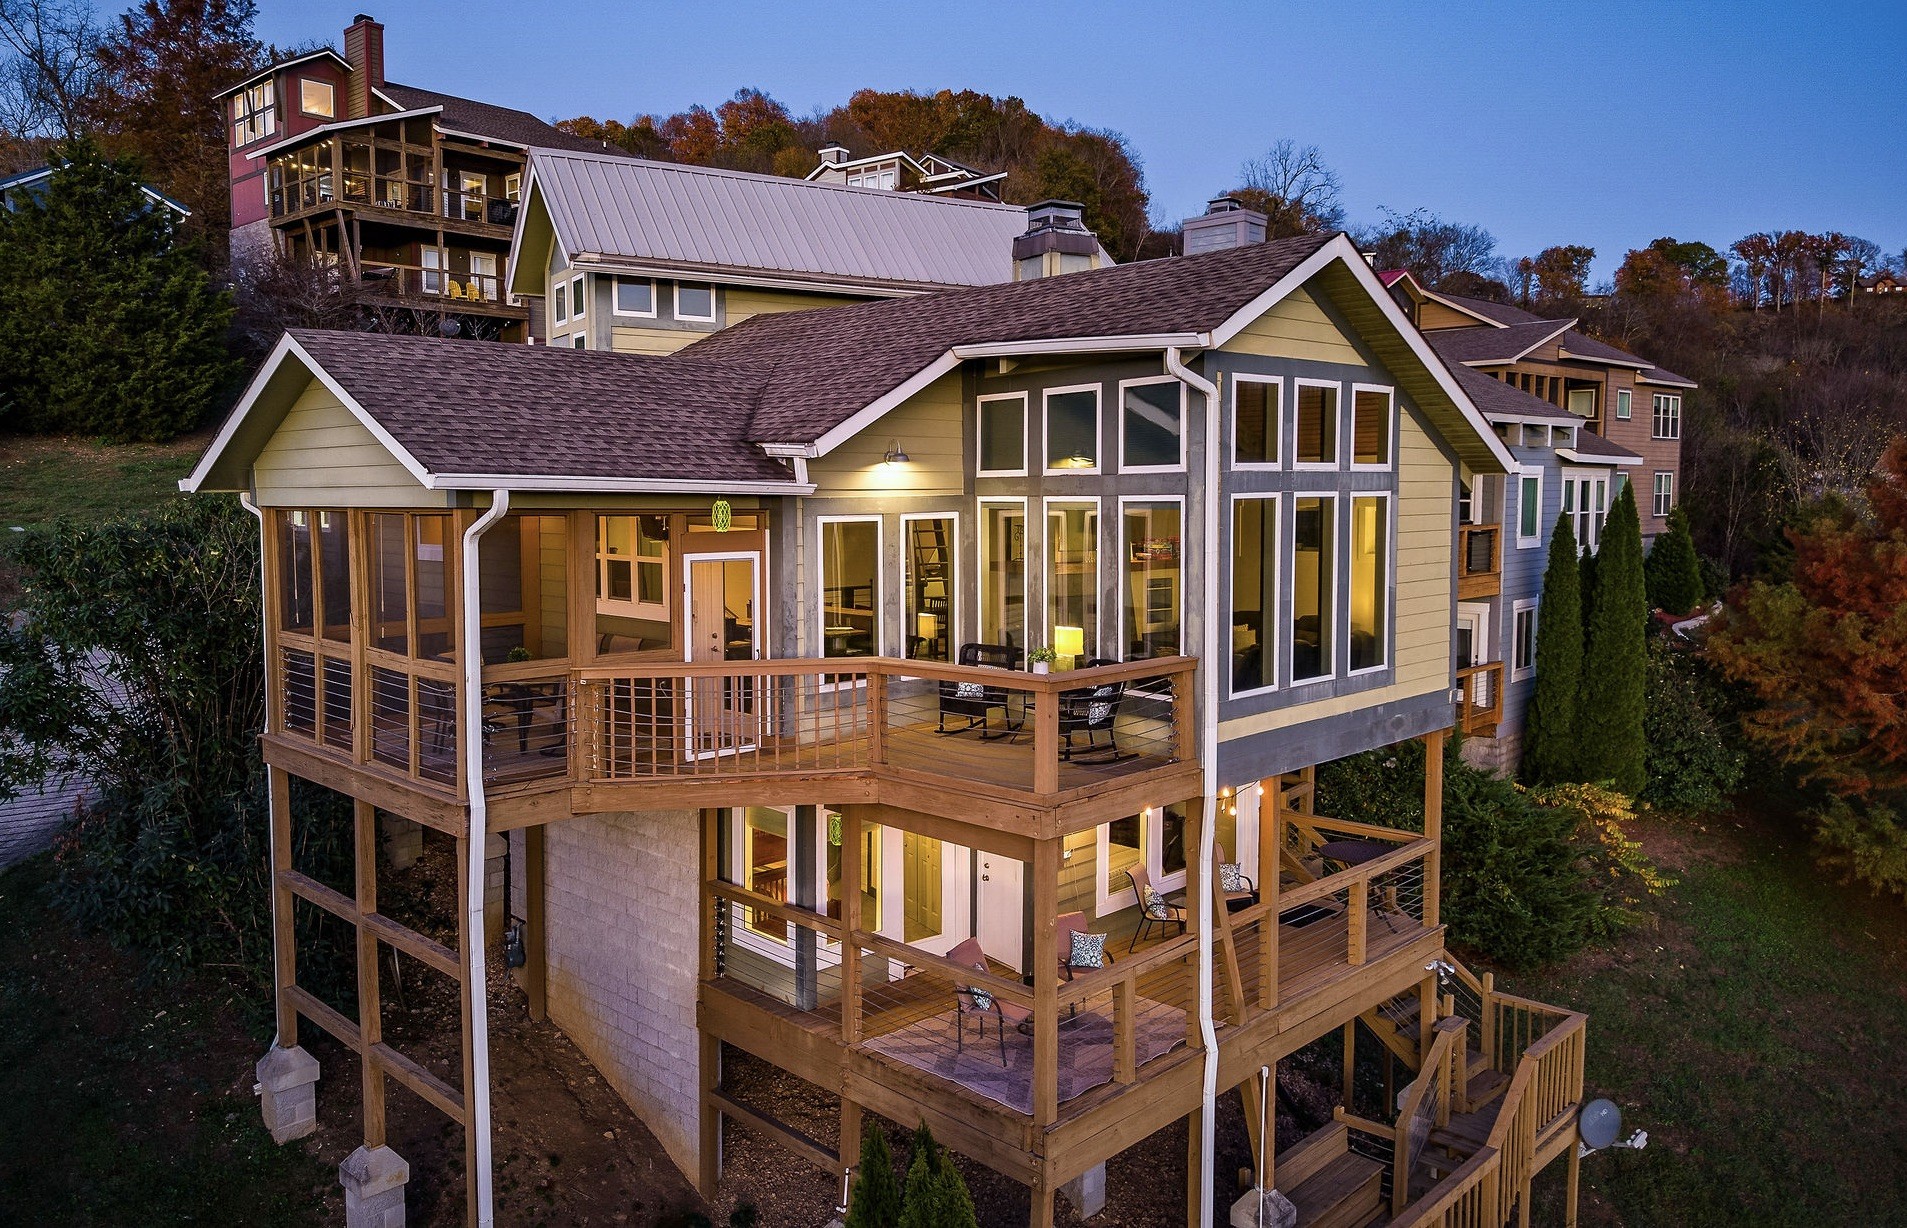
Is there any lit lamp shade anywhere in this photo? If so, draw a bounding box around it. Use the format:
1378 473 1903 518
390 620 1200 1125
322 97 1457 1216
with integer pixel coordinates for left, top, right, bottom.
916 612 939 641
1054 625 1085 665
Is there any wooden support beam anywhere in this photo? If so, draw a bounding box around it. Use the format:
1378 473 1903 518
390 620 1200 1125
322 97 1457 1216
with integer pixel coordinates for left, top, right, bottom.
837 1099 861 1212
1341 1021 1356 1109
372 1041 466 1123
1186 1110 1203 1228
354 800 386 1149
1423 727 1445 929
1031 835 1060 1127
698 1032 722 1199
1348 878 1368 966
286 983 360 1048
270 766 296 1049
708 1088 839 1175
524 823 547 1021
1259 777 1279 1011
840 806 865 1044
1029 1176 1056 1228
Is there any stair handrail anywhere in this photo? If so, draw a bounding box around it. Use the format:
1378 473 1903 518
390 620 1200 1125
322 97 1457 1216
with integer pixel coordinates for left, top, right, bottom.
1391 1017 1466 1216
1391 1145 1502 1228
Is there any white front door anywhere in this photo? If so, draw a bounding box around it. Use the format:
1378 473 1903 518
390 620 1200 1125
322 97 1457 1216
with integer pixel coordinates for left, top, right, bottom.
684 551 760 759
975 851 1024 972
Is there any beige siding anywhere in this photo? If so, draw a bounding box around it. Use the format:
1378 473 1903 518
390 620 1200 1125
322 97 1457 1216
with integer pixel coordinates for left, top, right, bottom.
1223 287 1364 366
1218 410 1453 739
1419 300 1486 330
808 372 965 496
725 286 855 324
610 327 699 356
252 380 445 508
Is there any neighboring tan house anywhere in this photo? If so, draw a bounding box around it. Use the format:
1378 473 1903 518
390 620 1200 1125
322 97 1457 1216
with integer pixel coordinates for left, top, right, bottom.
217 13 614 340
1384 272 1695 544
184 230 1591 1228
806 144 1006 200
507 148 1107 351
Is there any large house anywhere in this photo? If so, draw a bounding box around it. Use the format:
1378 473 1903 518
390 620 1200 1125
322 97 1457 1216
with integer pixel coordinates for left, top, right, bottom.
186 220 1592 1227
218 13 615 340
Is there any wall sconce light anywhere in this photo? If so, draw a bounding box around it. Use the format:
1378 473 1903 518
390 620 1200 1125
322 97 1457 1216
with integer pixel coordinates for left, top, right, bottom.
882 439 911 465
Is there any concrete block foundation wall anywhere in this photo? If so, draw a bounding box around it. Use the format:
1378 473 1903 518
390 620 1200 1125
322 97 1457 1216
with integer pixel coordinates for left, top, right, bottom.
1460 724 1523 778
543 808 703 1180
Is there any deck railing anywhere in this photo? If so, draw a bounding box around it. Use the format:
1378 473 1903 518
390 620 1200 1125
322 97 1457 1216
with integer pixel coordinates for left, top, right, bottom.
1457 524 1502 599
358 260 507 306
1455 661 1504 736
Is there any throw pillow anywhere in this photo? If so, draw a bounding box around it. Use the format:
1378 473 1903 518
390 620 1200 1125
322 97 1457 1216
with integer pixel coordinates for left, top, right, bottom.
1068 929 1108 969
955 681 986 699
1142 885 1171 920
1219 862 1249 894
962 985 994 1013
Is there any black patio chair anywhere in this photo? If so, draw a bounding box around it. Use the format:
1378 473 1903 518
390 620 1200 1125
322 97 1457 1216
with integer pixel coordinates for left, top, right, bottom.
937 642 1022 738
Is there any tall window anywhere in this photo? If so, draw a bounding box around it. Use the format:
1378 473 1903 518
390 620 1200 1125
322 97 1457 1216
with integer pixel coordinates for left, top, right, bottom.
1512 601 1537 681
1651 393 1681 439
820 518 880 660
1046 501 1099 663
1121 501 1181 659
1120 378 1183 470
1233 376 1279 467
1044 386 1100 472
1653 471 1675 518
1562 471 1609 551
233 82 275 145
570 276 586 323
552 275 568 325
1295 382 1338 467
1514 471 1543 547
1291 496 1335 681
1615 388 1632 420
904 516 953 662
596 515 669 620
1351 387 1392 467
977 393 1026 476
1230 498 1276 694
1348 496 1388 672
980 503 1025 650
275 510 352 749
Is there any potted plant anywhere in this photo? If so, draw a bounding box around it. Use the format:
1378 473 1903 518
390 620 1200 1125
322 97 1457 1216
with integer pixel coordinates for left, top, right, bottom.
1027 646 1057 674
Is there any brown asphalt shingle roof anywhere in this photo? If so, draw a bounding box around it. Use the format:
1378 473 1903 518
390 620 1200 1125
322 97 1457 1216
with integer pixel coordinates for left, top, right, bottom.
682 232 1337 442
1425 320 1572 366
287 330 789 484
1431 292 1544 326
1447 364 1585 425
380 83 615 155
1569 429 1642 462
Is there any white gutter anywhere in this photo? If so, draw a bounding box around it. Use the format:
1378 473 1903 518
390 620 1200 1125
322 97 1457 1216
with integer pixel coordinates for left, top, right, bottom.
238 493 283 1041
950 333 1206 359
460 490 511 1228
1166 345 1221 1228
427 473 813 496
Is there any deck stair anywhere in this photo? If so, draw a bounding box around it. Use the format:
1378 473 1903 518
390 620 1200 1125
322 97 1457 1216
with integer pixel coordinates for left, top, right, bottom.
1275 1121 1386 1228
1356 993 1506 1113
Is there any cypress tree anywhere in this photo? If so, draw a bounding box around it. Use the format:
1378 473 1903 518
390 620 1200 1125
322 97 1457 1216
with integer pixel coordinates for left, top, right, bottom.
1522 513 1582 784
1577 483 1649 795
844 1126 902 1228
1578 543 1599 634
897 1124 977 1228
1644 507 1703 615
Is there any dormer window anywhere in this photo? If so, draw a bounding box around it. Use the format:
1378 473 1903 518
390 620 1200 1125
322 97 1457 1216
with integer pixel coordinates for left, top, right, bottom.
299 79 334 119
233 82 276 146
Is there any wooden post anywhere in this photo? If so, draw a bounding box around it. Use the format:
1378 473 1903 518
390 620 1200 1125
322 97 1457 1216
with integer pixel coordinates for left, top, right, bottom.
1031 836 1060 1126
1172 665 1197 764
1481 971 1497 1071
1259 778 1279 1010
1341 1022 1356 1109
1185 1110 1204 1227
701 809 721 983
1347 876 1368 965
1029 1176 1056 1228
347 511 371 766
1424 727 1445 929
524 824 547 1022
840 808 864 1044
698 1031 721 1199
270 765 296 1049
866 669 886 768
1211 847 1247 1024
354 800 386 1148
1032 679 1060 795
837 1098 862 1212
1420 972 1437 1072
1565 1131 1582 1228
1182 801 1204 1047
1112 979 1137 1083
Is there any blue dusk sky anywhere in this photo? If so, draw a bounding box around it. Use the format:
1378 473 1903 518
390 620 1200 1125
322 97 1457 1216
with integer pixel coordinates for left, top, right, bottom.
255 0 1907 281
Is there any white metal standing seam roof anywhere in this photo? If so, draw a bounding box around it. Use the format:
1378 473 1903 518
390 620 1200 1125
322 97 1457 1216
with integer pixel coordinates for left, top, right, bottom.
526 147 1045 289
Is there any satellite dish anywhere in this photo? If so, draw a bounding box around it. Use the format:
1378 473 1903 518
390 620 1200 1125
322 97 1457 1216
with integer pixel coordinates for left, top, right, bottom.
438 318 463 337
1579 1099 1622 1150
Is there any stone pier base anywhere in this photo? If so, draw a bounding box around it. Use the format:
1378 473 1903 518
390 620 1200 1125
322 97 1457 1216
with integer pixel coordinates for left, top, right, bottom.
1061 1162 1107 1218
341 1144 409 1228
1229 1187 1298 1228
254 1044 320 1143
380 814 422 871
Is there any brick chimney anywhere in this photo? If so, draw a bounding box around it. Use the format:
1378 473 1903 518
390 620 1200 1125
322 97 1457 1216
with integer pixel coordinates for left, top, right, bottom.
342 13 384 120
1012 200 1100 280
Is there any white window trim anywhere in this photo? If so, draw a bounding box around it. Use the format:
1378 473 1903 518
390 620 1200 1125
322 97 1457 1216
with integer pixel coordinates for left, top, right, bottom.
1346 491 1392 677
1615 388 1632 420
900 511 959 666
975 392 1028 478
1041 495 1103 663
1116 375 1186 474
977 497 1029 650
1288 490 1339 687
1226 492 1278 698
1651 393 1681 440
611 275 658 319
1292 377 1343 471
1093 804 1188 917
725 806 846 960
1561 467 1611 550
298 78 334 119
1229 373 1283 471
504 172 522 202
571 334 587 350
1653 471 1675 518
571 274 587 324
1349 383 1396 471
817 514 884 667
551 274 569 325
1116 494 1185 663
1512 598 1538 682
1042 382 1103 476
675 281 718 323
1513 466 1544 549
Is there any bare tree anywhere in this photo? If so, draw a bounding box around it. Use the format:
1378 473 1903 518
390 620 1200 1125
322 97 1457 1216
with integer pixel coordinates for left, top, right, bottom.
1236 139 1344 238
0 0 99 141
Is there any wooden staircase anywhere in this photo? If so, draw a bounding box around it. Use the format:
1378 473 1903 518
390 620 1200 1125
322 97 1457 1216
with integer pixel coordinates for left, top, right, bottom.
1275 1121 1387 1228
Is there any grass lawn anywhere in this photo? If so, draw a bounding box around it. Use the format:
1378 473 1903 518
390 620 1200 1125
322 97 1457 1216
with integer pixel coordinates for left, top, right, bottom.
1522 807 1907 1225
0 858 336 1225
0 432 204 529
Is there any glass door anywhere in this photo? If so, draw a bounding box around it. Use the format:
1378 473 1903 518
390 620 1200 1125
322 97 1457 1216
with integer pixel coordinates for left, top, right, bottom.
683 551 760 759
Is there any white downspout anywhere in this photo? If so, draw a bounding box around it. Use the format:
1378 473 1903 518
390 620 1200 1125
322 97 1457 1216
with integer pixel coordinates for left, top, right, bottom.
461 489 510 1228
1166 345 1221 1228
238 493 284 1042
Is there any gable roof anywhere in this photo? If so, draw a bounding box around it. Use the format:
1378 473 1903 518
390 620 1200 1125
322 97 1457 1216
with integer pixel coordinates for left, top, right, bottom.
183 331 799 495
1423 291 1542 328
516 147 1043 293
1425 319 1575 366
1447 363 1585 426
1561 430 1643 466
0 165 190 218
377 83 609 153
212 49 352 101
